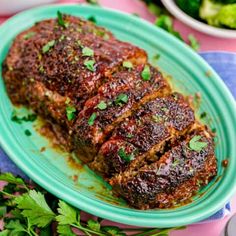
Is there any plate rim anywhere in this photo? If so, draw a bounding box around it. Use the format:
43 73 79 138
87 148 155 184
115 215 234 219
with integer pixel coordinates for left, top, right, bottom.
0 4 236 227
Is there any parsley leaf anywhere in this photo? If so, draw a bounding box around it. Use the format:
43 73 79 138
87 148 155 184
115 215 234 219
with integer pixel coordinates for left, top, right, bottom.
97 101 107 110
86 0 99 5
118 148 134 162
188 34 200 51
57 225 76 236
88 112 97 126
56 200 78 225
155 15 184 41
189 135 208 152
23 32 35 40
102 226 125 236
0 172 25 186
88 16 97 23
11 111 37 124
115 93 128 106
42 40 55 54
14 190 55 227
82 47 94 57
122 61 133 69
24 129 32 136
5 220 26 233
141 65 151 81
66 106 76 121
87 219 101 231
84 59 95 72
57 11 68 28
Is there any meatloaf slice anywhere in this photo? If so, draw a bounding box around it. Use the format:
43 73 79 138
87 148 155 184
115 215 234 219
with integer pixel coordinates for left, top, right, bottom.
110 128 217 209
73 64 171 163
3 14 147 130
91 92 195 177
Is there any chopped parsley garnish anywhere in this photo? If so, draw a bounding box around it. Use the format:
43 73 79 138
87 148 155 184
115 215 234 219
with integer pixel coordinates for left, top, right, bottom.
200 112 207 119
141 65 151 81
11 111 37 124
188 34 200 51
152 54 160 61
42 40 55 54
115 93 128 106
86 0 99 5
189 135 207 152
103 33 110 40
88 112 97 126
23 32 35 40
24 129 32 136
84 59 95 72
97 101 107 110
39 65 44 73
122 61 133 69
152 115 162 123
88 16 97 23
57 11 69 28
118 148 135 162
82 47 94 57
59 35 65 42
126 133 133 138
66 105 76 121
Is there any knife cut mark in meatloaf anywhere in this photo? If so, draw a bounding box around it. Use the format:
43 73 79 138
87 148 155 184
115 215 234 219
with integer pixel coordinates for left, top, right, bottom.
90 92 195 177
73 64 171 162
110 128 217 209
3 15 147 130
2 13 217 210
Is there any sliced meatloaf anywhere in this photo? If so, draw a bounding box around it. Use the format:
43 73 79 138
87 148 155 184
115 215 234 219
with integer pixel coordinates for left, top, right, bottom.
73 64 171 162
91 93 195 177
3 14 147 131
110 128 217 209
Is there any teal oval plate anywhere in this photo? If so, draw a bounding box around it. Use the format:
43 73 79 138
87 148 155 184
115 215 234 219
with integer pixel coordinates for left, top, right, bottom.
0 4 236 228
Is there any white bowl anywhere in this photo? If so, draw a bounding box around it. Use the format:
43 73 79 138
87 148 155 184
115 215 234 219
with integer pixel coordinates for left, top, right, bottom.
161 0 236 38
0 0 57 15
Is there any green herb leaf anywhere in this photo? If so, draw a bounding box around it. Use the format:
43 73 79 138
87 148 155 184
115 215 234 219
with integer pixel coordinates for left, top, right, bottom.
24 129 32 136
88 16 97 23
141 65 151 81
102 226 125 235
126 133 133 138
188 34 200 51
122 61 133 69
23 32 35 40
152 115 162 123
5 220 26 233
87 219 101 232
57 225 76 236
152 54 161 62
66 106 76 121
0 206 7 217
88 112 97 126
84 59 96 72
82 47 94 57
56 200 79 225
42 40 55 54
86 0 99 5
57 11 68 28
97 101 107 110
0 172 25 186
11 111 37 124
155 15 184 41
14 190 55 227
118 148 134 162
115 93 128 106
189 135 208 152
0 230 10 236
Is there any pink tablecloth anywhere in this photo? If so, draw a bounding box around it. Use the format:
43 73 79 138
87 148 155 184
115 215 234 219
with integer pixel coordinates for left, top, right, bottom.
0 1 236 236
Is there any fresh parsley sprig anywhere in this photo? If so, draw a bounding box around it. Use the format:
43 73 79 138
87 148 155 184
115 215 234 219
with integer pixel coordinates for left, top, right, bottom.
0 172 185 235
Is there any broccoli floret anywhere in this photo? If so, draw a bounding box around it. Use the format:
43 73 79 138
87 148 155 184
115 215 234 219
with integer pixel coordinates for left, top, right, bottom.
199 0 223 26
176 0 201 18
217 4 236 28
200 0 236 28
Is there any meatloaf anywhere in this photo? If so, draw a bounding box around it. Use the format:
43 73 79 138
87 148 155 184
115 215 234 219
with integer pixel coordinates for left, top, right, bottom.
2 12 217 209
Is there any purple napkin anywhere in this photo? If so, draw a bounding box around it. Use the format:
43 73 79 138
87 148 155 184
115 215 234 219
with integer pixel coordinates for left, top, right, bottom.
0 51 235 223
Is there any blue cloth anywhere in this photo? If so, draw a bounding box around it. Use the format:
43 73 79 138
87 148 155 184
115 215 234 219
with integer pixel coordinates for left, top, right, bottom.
0 51 235 223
